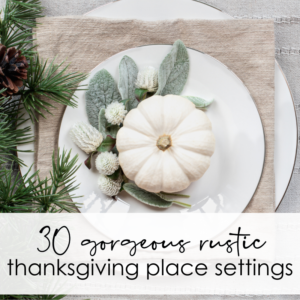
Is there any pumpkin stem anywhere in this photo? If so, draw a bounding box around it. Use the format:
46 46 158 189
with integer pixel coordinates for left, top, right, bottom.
157 134 172 151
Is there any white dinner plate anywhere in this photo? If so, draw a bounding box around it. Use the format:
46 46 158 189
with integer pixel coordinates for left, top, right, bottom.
59 45 265 214
18 0 297 211
84 0 298 209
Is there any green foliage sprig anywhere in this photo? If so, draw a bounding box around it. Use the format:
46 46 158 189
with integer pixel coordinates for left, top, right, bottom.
0 0 44 58
0 0 87 121
0 86 34 166
0 114 33 166
0 1 85 299
32 148 82 213
0 148 81 213
0 0 86 213
20 56 88 121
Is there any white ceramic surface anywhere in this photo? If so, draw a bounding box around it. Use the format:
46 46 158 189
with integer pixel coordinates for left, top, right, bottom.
84 0 298 209
18 0 297 210
59 45 265 214
86 0 227 20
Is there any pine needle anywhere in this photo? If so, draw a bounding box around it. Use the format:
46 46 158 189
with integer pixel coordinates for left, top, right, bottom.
20 55 88 121
0 148 82 213
0 166 43 213
0 112 33 166
31 148 82 213
0 1 84 215
0 0 44 58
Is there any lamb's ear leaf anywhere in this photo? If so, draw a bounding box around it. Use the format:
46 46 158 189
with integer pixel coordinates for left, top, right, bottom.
86 69 121 129
156 40 189 96
118 55 139 110
98 108 107 137
98 108 119 139
183 96 214 108
123 183 172 208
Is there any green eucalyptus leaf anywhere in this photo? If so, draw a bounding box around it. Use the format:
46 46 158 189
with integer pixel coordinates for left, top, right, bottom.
107 168 121 180
118 56 139 110
156 40 189 96
119 98 130 110
112 146 119 155
97 135 116 152
123 183 172 208
98 108 119 139
86 69 122 129
183 96 214 108
108 126 120 139
84 152 96 169
135 88 147 102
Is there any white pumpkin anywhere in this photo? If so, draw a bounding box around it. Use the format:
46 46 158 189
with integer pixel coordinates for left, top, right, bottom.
116 95 215 193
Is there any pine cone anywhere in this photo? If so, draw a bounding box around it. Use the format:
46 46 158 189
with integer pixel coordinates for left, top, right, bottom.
0 44 28 97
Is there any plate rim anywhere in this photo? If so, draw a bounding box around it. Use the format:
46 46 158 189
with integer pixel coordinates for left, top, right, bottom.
59 43 266 214
274 61 298 210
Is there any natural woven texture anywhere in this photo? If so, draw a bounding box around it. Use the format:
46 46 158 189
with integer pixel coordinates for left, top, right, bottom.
34 17 275 212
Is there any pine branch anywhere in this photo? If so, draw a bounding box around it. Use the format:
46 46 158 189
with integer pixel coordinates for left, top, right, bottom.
31 148 82 213
0 92 23 118
3 25 36 56
0 166 43 212
0 0 44 57
0 1 84 214
0 148 82 213
4 0 44 31
0 112 33 166
20 55 88 121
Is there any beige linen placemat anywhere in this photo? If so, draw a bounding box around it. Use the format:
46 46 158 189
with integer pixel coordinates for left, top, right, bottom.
34 17 275 212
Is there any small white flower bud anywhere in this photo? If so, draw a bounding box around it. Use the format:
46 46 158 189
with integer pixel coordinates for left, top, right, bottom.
70 122 103 154
96 152 119 175
98 174 122 196
136 66 158 92
105 102 127 125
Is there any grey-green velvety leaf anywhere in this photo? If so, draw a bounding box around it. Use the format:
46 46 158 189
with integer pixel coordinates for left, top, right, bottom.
98 108 107 137
156 40 189 96
118 55 139 110
98 108 119 139
123 183 172 208
156 192 173 202
183 96 214 108
86 69 122 129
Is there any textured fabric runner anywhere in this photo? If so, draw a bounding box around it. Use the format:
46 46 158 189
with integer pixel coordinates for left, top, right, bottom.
34 17 275 212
